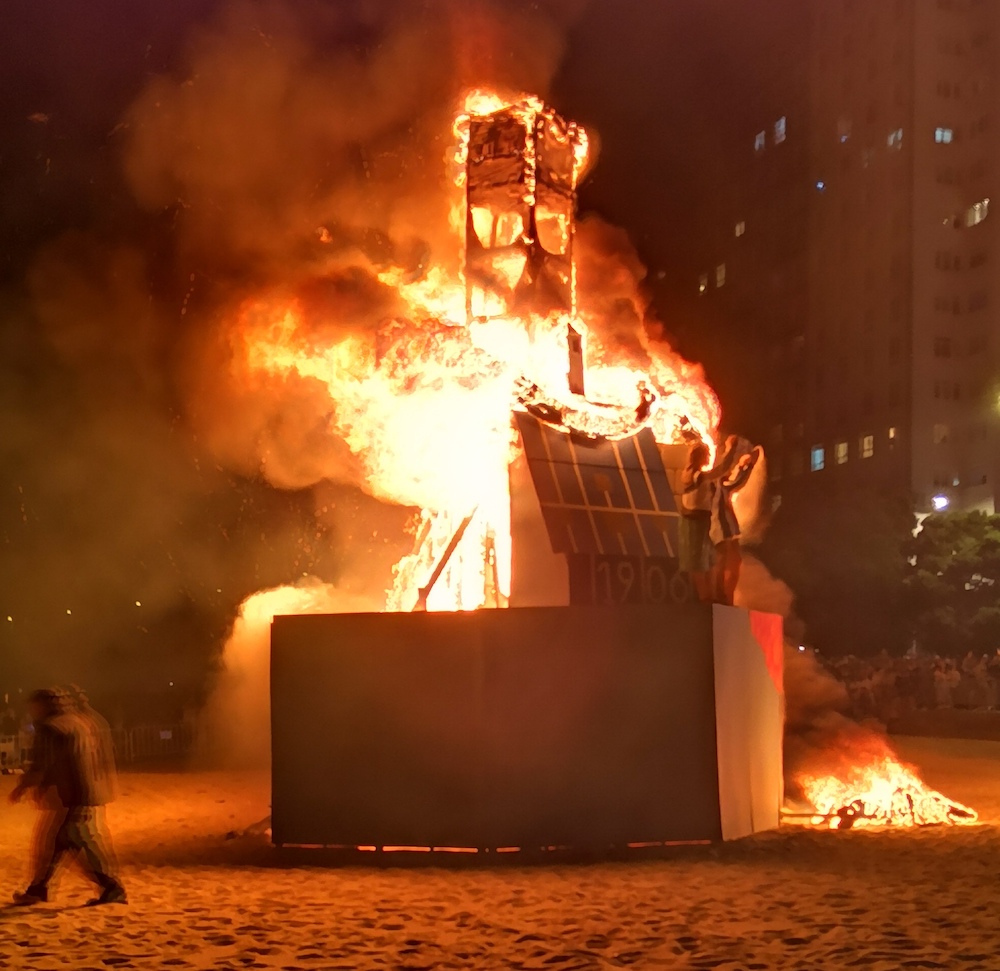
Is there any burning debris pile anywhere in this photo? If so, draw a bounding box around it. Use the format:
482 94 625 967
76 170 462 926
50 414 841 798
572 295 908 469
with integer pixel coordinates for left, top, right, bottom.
784 646 978 830
798 748 978 830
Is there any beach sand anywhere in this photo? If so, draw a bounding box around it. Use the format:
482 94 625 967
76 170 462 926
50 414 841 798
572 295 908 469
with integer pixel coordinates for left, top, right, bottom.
1 736 998 971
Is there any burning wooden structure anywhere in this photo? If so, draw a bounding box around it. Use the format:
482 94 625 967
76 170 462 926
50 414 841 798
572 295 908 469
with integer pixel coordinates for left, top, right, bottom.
265 95 786 852
795 750 978 830
463 97 587 394
238 91 981 841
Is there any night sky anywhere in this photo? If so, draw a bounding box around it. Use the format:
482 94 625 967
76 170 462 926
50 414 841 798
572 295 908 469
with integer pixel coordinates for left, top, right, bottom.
0 0 793 712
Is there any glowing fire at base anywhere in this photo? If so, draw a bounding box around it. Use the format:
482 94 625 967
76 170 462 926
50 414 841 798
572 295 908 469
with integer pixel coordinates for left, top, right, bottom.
798 751 978 830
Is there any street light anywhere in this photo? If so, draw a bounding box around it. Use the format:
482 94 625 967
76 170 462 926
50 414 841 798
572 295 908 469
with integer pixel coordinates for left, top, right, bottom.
932 495 950 511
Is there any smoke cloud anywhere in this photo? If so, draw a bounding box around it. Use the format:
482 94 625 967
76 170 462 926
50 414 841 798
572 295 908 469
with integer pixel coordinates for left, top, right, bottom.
2 0 589 703
1 0 730 768
198 577 382 767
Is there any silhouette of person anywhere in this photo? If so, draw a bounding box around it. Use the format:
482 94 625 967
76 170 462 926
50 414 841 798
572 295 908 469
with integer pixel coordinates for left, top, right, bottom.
709 440 761 606
680 436 740 603
10 687 126 906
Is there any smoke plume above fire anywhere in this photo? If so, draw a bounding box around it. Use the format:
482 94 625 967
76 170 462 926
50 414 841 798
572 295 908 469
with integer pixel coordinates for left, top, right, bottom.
122 1 716 505
2 0 609 689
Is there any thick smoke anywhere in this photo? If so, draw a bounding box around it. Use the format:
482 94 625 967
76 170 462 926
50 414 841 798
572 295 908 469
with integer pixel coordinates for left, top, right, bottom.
1 0 587 705
781 644 907 809
735 552 916 805
121 0 596 495
197 578 382 767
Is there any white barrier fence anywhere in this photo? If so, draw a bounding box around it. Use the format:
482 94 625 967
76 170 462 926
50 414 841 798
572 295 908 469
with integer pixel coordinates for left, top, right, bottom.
0 724 194 771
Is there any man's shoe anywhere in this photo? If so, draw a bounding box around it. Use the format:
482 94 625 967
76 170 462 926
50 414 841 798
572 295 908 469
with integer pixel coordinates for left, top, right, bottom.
87 884 127 906
12 884 47 906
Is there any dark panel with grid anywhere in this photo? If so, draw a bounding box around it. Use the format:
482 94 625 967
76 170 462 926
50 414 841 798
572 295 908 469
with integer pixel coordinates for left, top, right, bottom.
515 412 681 558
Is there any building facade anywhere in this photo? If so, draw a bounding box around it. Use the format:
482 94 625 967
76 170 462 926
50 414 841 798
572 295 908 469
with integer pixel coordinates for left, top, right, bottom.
695 0 999 515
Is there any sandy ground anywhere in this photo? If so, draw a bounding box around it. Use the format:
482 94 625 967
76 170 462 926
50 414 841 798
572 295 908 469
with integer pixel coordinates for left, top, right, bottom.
1 737 999 971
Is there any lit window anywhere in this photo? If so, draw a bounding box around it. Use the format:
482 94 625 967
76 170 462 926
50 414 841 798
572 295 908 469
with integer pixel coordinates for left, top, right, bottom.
774 116 787 144
861 435 874 458
889 426 897 441
935 126 954 143
835 441 849 465
887 127 903 148
815 180 827 192
754 130 766 152
933 423 950 445
735 220 746 237
771 494 782 512
810 445 825 472
966 197 990 227
698 272 708 294
715 263 726 288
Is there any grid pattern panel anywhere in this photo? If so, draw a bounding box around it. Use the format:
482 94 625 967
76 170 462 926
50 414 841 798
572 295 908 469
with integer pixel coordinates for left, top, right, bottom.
515 412 680 557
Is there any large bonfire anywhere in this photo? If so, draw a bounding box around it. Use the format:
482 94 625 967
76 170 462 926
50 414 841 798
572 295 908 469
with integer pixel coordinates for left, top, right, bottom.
220 89 975 830
233 90 719 612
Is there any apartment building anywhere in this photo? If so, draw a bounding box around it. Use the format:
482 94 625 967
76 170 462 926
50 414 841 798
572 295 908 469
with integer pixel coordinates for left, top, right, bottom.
696 0 999 514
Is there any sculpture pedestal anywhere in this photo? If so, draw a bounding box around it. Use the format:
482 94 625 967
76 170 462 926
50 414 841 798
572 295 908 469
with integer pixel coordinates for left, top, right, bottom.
270 604 783 850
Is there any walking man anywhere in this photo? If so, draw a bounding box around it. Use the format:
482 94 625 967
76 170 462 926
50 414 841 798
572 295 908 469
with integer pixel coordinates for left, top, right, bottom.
10 687 126 906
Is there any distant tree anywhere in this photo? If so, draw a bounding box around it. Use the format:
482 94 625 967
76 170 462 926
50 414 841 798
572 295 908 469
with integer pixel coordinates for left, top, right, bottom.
755 485 913 656
905 511 1000 657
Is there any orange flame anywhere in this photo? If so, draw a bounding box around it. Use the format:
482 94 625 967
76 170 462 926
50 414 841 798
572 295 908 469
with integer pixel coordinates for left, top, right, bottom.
235 90 720 611
797 745 977 829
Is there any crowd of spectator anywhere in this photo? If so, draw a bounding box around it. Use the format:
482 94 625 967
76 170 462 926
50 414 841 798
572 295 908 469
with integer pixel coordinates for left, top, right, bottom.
826 650 1000 722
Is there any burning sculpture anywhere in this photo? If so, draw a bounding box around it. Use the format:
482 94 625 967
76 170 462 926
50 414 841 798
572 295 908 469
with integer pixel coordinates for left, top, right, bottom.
239 92 721 613
231 91 975 835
